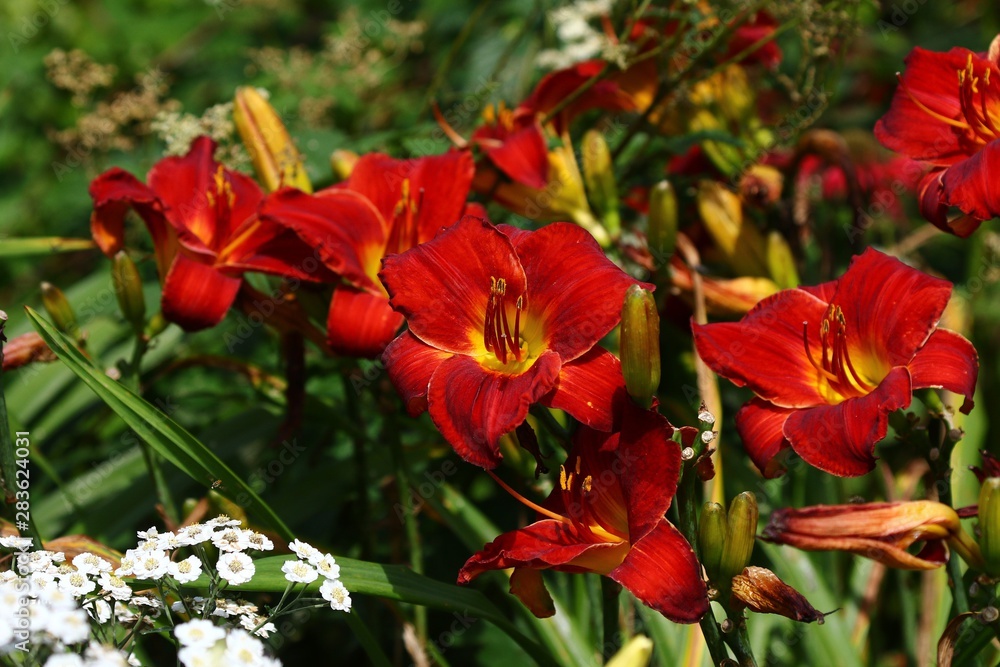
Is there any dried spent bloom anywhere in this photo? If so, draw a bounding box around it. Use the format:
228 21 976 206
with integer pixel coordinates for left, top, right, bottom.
730 566 827 623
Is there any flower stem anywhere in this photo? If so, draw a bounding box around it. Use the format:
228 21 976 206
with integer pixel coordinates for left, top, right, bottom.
675 454 732 665
388 421 427 643
601 576 621 651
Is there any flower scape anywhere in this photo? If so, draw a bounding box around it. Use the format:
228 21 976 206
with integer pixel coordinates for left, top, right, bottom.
2 2 1000 666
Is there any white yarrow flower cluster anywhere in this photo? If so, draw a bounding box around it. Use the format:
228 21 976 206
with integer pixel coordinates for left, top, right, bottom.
175 621 280 667
284 540 350 613
537 0 617 70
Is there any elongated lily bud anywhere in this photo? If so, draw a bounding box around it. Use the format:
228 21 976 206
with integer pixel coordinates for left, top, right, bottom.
720 492 758 582
606 635 654 667
41 282 79 339
582 130 620 238
699 502 727 583
620 286 660 407
233 87 311 193
980 478 1000 573
647 180 677 265
111 251 146 333
330 149 359 182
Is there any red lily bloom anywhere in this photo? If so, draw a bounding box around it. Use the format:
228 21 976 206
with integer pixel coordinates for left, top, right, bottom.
874 41 1000 236
458 404 709 623
693 249 978 478
89 136 332 331
379 216 646 468
259 151 475 357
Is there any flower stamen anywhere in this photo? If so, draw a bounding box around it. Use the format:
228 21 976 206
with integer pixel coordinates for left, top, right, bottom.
484 276 524 364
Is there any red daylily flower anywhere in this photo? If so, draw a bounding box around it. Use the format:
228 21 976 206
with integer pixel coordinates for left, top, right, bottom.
874 41 1000 236
259 151 475 357
458 403 709 623
693 248 978 478
89 136 332 331
379 216 646 468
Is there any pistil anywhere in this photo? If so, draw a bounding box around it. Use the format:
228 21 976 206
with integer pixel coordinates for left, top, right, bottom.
386 178 423 255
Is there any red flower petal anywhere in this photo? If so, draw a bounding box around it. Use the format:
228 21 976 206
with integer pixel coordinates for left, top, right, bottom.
485 122 550 189
609 521 709 624
219 220 337 283
509 567 555 618
521 61 637 134
941 141 1000 221
457 519 623 583
427 352 561 468
160 253 242 331
259 188 386 293
326 285 404 358
542 347 626 432
874 47 984 166
148 137 262 253
783 366 912 477
908 328 978 414
798 280 837 304
615 404 682 540
344 151 474 243
735 399 794 479
88 168 177 278
832 249 952 367
692 289 830 408
382 331 453 416
512 222 646 361
381 216 526 356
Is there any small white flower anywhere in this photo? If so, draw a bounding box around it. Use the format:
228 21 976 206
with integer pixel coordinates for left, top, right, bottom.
206 515 241 528
288 539 323 564
72 552 113 575
0 570 18 582
129 595 163 610
0 536 34 550
224 629 266 665
244 532 273 552
239 613 276 638
84 643 131 666
174 619 226 648
217 553 255 585
38 585 77 611
314 554 340 580
30 570 59 592
281 559 318 584
44 654 85 667
85 598 113 624
168 556 204 584
320 579 352 612
212 528 251 553
98 572 133 601
47 608 91 644
115 554 136 577
175 523 213 546
156 531 184 550
59 570 97 597
178 644 225 667
130 550 170 581
136 526 160 542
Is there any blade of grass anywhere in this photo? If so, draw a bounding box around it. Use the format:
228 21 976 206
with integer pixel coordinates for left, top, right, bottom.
27 307 294 542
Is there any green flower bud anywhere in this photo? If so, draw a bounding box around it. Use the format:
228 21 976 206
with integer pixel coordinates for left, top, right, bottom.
720 492 758 583
620 285 660 407
582 130 620 238
40 282 79 339
112 251 146 333
647 180 677 265
979 478 1000 573
699 502 727 583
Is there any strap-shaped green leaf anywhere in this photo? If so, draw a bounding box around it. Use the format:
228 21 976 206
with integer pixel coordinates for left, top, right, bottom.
26 307 294 542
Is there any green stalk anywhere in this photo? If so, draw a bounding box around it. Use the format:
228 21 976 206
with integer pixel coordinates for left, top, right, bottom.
388 421 426 643
602 577 621 652
344 610 393 667
127 333 178 525
675 456 731 665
